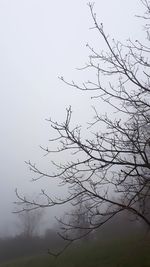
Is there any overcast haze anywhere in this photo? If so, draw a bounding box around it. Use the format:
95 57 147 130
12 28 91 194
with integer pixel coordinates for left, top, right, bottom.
0 0 143 236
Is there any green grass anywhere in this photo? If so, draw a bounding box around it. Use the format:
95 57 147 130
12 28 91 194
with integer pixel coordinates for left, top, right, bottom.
0 254 51 267
0 235 150 267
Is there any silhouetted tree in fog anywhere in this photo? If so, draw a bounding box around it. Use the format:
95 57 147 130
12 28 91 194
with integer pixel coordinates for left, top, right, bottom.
16 0 150 244
15 203 44 238
57 187 91 241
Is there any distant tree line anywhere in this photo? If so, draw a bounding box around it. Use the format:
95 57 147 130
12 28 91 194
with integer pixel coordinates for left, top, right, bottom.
0 228 64 262
0 211 144 263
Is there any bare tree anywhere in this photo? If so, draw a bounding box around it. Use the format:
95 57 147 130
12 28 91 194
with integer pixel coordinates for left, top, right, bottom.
16 0 150 242
57 187 92 241
16 202 44 239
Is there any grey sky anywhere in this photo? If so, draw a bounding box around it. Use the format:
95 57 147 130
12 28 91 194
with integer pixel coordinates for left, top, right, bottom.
0 0 143 235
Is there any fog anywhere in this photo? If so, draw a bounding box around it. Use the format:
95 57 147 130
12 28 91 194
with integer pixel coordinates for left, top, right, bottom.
0 0 143 237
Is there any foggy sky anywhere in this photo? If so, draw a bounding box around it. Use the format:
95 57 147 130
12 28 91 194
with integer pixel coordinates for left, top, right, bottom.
0 0 143 236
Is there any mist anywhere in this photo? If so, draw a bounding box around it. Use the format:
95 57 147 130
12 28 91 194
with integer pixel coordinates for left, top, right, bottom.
0 0 143 237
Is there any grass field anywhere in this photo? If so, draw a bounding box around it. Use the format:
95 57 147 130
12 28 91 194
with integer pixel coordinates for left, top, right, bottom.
0 235 149 267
